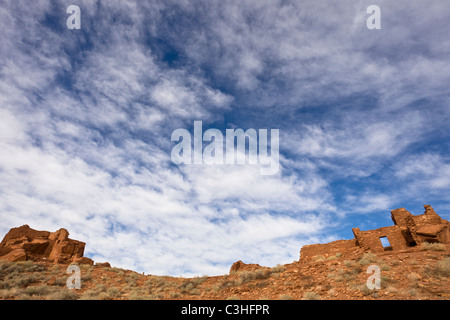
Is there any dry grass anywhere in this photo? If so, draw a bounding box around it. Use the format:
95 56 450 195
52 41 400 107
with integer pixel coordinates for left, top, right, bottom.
423 257 450 278
236 269 272 285
0 247 448 300
302 291 320 300
420 242 446 251
358 252 378 266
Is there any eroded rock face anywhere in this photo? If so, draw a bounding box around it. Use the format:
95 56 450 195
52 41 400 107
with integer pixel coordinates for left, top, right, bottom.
0 225 93 265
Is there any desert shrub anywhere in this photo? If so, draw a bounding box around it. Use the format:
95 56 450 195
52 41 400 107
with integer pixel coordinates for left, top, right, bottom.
17 261 34 269
107 287 121 299
0 279 12 290
343 260 356 267
178 276 206 294
11 274 40 287
47 289 78 300
380 275 396 286
0 260 11 270
179 284 200 295
169 291 181 299
407 288 419 296
327 253 342 261
303 291 320 300
12 261 46 272
125 276 137 287
23 285 52 297
128 293 147 300
386 285 398 294
357 284 373 296
409 259 418 265
97 292 113 300
270 264 286 273
190 276 207 286
236 269 271 285
81 271 92 283
79 289 100 300
145 276 167 288
0 289 11 299
80 285 120 300
3 263 21 274
424 257 450 278
358 253 378 265
420 242 446 251
314 255 326 262
437 257 450 275
407 272 421 284
253 280 269 289
49 264 61 274
328 266 361 282
391 260 400 266
380 263 391 271
214 277 237 290
53 276 68 287
79 284 109 300
179 282 194 293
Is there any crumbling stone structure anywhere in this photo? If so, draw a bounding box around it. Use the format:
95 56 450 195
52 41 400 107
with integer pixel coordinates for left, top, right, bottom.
229 260 269 273
0 225 93 265
300 205 450 262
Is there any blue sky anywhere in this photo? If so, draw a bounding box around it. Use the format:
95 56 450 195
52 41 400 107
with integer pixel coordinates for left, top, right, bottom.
0 0 449 276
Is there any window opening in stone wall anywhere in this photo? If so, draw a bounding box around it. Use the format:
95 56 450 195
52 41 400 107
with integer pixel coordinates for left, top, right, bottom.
379 236 392 251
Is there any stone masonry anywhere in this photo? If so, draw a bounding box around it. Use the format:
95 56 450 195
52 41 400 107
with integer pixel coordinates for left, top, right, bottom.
300 205 450 262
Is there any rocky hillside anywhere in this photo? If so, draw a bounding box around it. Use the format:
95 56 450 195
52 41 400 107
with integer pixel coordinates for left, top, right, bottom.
0 204 449 300
0 243 448 300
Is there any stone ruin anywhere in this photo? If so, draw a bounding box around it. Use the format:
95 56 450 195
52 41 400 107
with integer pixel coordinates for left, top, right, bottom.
229 260 269 273
300 205 450 262
0 225 93 265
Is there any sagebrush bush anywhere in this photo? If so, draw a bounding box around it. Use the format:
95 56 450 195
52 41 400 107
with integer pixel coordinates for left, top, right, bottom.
47 289 78 300
24 285 52 297
236 269 271 285
420 242 446 251
358 252 378 265
303 291 320 300
424 257 450 278
270 264 286 273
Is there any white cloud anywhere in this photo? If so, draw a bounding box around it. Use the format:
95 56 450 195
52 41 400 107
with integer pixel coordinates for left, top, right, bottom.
394 153 450 190
0 93 332 276
1 0 449 277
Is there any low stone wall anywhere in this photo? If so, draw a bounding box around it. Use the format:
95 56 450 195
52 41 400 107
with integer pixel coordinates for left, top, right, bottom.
299 239 357 261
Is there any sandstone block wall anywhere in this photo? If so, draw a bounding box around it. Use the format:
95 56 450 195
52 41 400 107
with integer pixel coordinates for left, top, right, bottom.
299 239 358 261
352 225 408 252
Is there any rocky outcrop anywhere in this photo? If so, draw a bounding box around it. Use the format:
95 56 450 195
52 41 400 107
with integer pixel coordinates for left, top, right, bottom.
0 225 93 265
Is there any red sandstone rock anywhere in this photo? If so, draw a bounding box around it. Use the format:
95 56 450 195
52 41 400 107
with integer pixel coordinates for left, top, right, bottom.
0 225 94 265
0 248 27 262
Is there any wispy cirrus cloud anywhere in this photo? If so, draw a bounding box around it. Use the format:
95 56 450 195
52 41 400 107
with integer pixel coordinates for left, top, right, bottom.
0 0 449 276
